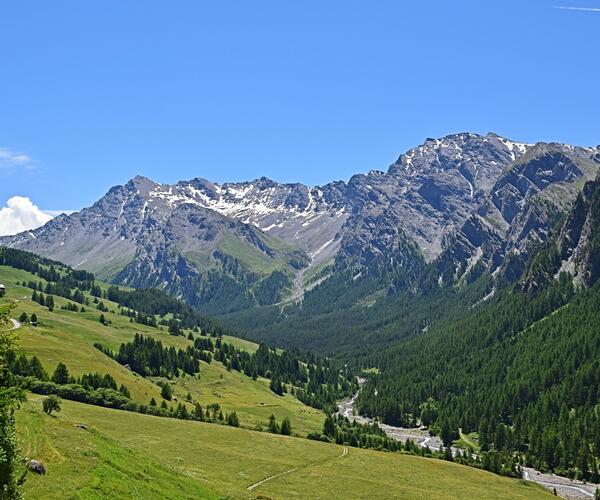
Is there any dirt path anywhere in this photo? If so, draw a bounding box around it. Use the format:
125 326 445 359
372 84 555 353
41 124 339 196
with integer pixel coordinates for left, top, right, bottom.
247 467 298 491
247 446 349 491
9 318 21 330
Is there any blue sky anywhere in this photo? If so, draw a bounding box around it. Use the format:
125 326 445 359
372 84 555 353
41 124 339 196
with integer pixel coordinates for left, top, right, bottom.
1 0 599 216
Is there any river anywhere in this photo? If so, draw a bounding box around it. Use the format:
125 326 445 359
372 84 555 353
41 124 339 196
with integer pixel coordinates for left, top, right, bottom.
338 387 597 499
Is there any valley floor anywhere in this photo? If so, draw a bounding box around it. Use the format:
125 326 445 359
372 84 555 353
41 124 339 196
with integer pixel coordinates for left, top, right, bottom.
338 392 598 500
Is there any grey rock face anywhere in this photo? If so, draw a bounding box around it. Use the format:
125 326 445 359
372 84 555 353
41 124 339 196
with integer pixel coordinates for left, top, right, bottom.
338 132 531 266
557 170 600 287
1 133 597 312
436 144 600 284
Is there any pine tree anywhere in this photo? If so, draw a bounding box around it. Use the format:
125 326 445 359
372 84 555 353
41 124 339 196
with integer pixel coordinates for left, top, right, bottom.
193 402 204 421
119 384 131 398
440 418 455 448
227 411 240 427
51 362 70 384
28 356 48 380
280 417 292 435
323 415 336 437
160 383 173 401
270 377 284 396
268 414 279 433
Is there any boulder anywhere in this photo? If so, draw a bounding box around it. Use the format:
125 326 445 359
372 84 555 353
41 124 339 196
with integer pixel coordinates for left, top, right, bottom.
27 459 46 475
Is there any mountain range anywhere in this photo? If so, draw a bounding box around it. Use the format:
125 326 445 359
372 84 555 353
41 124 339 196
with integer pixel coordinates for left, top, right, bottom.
5 131 600 491
2 132 599 317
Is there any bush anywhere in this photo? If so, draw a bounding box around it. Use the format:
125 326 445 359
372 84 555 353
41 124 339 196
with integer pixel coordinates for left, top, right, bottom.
42 395 61 415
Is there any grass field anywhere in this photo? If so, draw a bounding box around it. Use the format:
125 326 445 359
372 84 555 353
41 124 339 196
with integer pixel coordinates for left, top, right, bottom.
157 359 324 436
0 265 323 435
17 396 552 500
1 264 553 499
454 430 480 452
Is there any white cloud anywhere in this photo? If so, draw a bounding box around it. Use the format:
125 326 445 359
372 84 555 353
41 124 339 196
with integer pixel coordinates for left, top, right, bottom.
0 147 34 169
0 196 53 236
555 6 600 12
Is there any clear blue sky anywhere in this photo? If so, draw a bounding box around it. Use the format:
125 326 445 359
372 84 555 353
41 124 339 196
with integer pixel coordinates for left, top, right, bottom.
1 0 599 212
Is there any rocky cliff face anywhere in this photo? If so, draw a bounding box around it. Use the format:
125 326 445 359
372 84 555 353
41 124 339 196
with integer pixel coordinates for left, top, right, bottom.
435 143 600 285
2 132 598 313
557 171 600 287
336 133 531 271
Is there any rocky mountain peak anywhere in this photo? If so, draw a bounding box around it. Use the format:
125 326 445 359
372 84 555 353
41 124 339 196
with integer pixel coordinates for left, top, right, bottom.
2 132 597 314
125 175 159 194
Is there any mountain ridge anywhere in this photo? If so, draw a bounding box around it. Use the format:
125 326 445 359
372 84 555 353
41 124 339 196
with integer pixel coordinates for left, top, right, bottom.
2 132 598 314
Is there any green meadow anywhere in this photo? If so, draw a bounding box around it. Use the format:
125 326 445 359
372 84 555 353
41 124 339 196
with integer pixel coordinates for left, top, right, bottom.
2 264 552 499
17 396 551 499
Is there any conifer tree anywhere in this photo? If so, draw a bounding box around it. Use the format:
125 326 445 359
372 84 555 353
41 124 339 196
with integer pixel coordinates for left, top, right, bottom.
268 414 279 433
226 411 240 427
51 362 70 384
0 304 26 498
280 417 292 435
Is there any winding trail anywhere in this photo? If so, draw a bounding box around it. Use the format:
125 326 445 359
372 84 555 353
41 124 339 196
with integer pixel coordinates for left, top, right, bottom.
9 319 21 330
247 467 298 491
247 446 349 491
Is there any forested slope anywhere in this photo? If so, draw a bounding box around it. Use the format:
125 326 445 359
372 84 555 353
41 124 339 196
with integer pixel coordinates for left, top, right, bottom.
355 174 600 481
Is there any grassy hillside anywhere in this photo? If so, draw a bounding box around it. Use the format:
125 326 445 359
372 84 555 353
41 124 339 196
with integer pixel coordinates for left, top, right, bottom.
17 395 551 500
0 264 323 436
0 257 554 499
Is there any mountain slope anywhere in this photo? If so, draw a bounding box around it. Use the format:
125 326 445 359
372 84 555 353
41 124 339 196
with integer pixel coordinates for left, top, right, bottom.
2 176 310 313
354 172 600 482
2 133 597 316
18 396 551 499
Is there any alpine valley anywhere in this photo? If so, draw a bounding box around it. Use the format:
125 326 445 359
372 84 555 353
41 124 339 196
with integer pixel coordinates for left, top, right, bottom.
3 131 600 498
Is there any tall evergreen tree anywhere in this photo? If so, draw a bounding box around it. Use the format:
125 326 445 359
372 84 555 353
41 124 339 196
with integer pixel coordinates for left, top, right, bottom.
51 362 70 384
0 303 26 498
280 417 292 436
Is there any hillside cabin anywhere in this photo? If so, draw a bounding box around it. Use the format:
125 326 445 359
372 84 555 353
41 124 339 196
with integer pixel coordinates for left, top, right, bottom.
0 284 5 297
